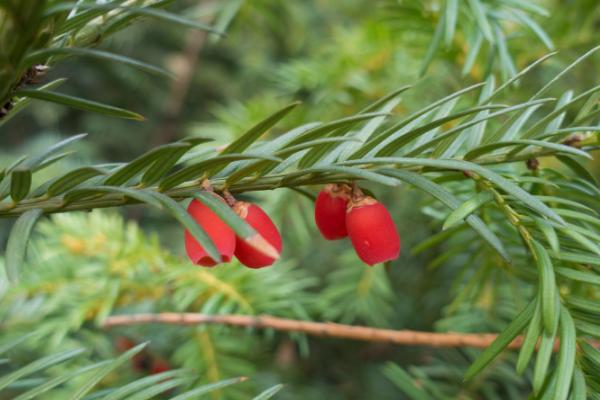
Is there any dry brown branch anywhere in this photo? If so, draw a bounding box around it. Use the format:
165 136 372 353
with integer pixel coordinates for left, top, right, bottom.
103 313 600 350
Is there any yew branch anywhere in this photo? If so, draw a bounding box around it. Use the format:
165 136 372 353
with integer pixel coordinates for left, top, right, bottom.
103 313 600 350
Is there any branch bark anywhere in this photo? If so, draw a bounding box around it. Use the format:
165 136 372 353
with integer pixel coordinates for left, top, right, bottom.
103 313 600 350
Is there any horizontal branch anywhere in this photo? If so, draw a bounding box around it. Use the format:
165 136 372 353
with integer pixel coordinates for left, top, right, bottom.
0 173 352 218
103 313 600 350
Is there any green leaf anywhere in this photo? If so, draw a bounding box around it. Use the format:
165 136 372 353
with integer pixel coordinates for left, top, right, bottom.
47 167 107 196
557 155 598 185
24 48 172 78
414 98 458 149
467 0 494 42
516 299 542 374
580 341 600 370
287 112 388 148
484 52 556 103
25 133 88 170
575 90 600 121
381 169 510 262
575 320 600 338
68 343 147 400
0 348 85 391
64 186 163 209
464 139 592 161
358 85 412 115
536 196 598 215
252 384 284 400
531 240 557 334
560 226 600 256
442 192 493 230
5 209 43 283
191 191 280 260
226 137 361 185
210 0 244 44
352 82 485 159
0 333 38 356
104 143 189 186
550 251 600 266
405 100 553 156
419 9 444 76
462 31 483 75
46 3 223 35
159 154 281 191
383 363 429 400
556 208 600 226
285 137 362 162
221 102 300 156
141 146 190 187
377 104 506 157
124 377 192 400
168 377 247 400
147 192 221 263
283 166 400 187
570 366 587 400
0 78 67 128
499 0 549 16
14 89 144 120
533 217 559 252
532 44 600 99
555 267 600 286
553 307 576 400
444 0 458 46
464 300 535 381
484 103 543 144
565 296 600 314
10 168 32 202
493 24 517 80
524 85 600 139
34 151 75 172
533 294 560 394
300 108 395 168
14 361 112 400
512 10 553 49
544 91 574 135
355 112 433 159
344 157 565 224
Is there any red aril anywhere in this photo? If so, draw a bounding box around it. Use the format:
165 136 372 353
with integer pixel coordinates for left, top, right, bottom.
233 201 282 268
346 195 400 266
185 195 236 267
314 184 351 240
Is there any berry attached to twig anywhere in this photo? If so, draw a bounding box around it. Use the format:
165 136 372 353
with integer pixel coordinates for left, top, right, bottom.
346 191 400 266
314 184 351 240
185 195 236 267
233 201 282 268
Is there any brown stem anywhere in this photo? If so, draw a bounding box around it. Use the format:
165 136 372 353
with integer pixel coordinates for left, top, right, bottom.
222 189 236 207
351 181 364 202
103 313 599 351
201 179 213 192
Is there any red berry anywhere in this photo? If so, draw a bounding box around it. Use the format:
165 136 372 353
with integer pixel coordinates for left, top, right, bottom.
115 336 135 351
114 337 148 372
185 196 236 267
233 202 282 268
346 195 400 266
314 184 351 240
150 359 171 374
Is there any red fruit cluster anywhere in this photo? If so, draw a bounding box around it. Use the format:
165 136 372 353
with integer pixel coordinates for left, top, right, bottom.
314 184 400 266
185 192 282 269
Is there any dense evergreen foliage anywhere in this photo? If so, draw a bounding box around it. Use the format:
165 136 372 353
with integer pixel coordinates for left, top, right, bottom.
0 1 599 398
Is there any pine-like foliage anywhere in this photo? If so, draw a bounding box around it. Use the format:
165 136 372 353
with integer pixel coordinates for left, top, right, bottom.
0 0 599 399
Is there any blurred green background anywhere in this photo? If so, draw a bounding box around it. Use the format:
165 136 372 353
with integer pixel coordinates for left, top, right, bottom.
0 0 599 398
